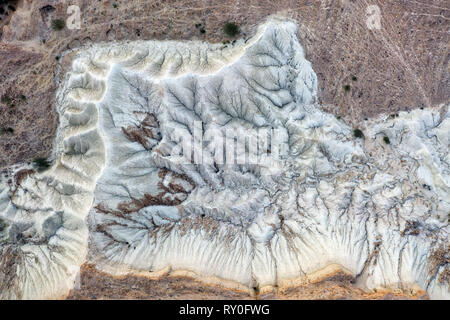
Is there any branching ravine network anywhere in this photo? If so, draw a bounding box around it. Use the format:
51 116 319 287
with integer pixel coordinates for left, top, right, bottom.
0 17 448 299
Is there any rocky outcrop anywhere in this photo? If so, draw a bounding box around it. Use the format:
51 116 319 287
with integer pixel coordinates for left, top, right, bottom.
0 17 448 299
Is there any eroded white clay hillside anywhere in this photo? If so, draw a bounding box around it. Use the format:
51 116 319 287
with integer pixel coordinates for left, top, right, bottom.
0 17 448 299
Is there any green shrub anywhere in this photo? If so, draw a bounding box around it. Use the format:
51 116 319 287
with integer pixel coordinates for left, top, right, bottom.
0 218 7 233
353 129 364 139
51 19 66 31
1 94 12 106
223 22 240 37
344 84 351 92
33 157 51 172
351 76 357 81
383 136 390 144
0 127 14 134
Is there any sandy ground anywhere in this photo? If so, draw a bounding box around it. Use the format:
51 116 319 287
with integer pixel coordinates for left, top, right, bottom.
66 264 429 300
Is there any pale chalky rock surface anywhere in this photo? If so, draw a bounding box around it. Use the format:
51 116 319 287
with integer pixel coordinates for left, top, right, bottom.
0 17 448 299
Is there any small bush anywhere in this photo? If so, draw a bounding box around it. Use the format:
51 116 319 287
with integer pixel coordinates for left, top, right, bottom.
344 84 351 92
1 94 12 106
351 76 357 81
200 28 205 34
223 22 240 37
383 136 390 144
33 157 51 172
353 129 364 139
0 218 7 233
51 19 66 31
0 127 14 135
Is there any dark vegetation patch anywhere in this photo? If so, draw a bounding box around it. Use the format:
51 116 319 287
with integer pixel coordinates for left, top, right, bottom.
32 157 51 172
353 128 364 139
223 22 240 37
0 127 14 135
194 22 206 34
51 19 65 31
